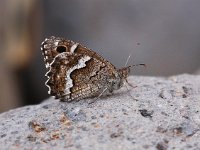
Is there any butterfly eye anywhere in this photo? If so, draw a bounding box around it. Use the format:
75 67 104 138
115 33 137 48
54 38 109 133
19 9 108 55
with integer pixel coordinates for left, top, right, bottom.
56 46 67 53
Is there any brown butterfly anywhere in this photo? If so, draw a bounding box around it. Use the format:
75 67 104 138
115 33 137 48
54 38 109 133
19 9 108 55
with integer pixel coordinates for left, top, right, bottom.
41 36 145 101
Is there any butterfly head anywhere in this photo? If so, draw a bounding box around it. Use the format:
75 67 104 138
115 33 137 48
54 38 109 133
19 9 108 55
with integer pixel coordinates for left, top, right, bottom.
117 64 146 87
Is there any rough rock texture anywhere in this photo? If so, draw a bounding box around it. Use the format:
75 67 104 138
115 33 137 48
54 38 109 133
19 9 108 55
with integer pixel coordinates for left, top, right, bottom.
0 74 200 150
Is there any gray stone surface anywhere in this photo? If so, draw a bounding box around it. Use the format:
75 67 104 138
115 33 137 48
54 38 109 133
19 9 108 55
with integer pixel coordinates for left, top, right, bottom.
0 74 200 150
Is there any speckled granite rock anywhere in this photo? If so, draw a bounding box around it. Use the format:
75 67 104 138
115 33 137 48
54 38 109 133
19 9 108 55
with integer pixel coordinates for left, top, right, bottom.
0 75 200 150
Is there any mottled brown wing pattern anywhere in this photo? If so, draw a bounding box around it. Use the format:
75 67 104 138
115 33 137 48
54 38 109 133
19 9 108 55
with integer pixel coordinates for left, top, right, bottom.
45 52 88 99
41 36 124 101
68 56 116 101
41 36 114 70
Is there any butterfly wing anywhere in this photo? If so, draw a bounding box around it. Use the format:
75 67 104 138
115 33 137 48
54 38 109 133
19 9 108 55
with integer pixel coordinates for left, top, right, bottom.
41 36 111 69
42 37 120 101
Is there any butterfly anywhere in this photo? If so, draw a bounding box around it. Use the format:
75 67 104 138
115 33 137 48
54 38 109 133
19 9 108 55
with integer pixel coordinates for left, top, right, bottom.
41 36 144 102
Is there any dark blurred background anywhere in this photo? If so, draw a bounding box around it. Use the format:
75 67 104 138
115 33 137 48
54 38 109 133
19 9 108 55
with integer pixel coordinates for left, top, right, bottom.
0 0 200 112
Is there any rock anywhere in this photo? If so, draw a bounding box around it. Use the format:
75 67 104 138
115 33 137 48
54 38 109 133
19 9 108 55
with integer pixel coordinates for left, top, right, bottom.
0 74 200 150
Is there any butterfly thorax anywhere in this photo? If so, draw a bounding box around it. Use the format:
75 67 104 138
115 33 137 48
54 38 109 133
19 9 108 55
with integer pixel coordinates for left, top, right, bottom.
118 67 130 80
110 67 130 90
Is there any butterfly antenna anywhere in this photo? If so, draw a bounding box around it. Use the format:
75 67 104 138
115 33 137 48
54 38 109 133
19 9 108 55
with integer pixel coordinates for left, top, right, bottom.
124 53 146 69
125 42 141 67
124 52 133 67
89 87 108 104
129 63 146 68
124 82 138 101
125 63 146 87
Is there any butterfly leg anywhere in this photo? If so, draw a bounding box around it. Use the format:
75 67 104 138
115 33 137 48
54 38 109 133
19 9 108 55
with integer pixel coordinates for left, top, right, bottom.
124 80 139 101
89 87 108 104
125 79 137 89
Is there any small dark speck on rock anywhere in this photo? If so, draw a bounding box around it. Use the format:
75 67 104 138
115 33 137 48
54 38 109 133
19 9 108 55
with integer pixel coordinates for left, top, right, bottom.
110 131 123 138
100 114 104 118
172 127 183 135
161 111 169 116
127 137 135 142
42 105 49 109
182 86 189 94
122 108 127 112
1 134 6 138
27 135 36 142
11 131 18 135
91 116 97 119
110 133 119 138
122 108 128 115
26 107 30 110
156 143 167 150
139 109 153 118
156 127 167 133
182 94 187 98
156 140 168 150
186 144 193 148
159 90 172 99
